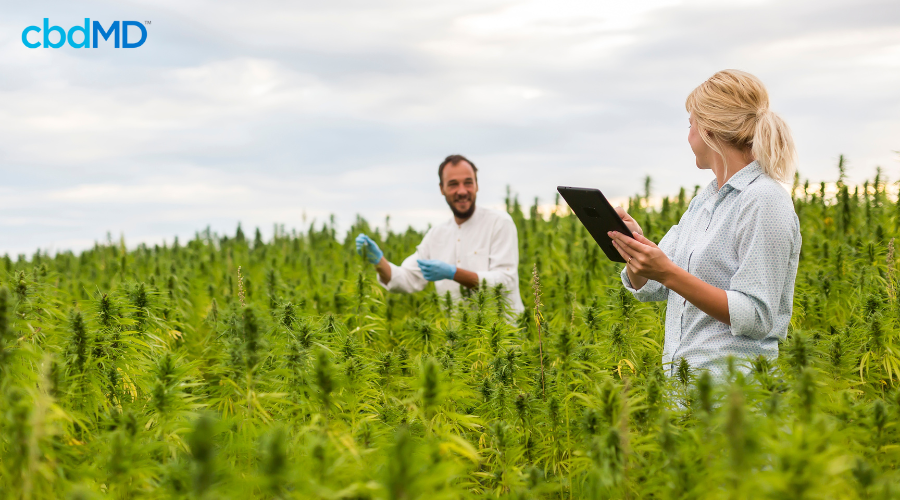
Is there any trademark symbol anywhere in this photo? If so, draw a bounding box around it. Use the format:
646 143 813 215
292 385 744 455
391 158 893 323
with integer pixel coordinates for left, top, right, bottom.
144 20 151 25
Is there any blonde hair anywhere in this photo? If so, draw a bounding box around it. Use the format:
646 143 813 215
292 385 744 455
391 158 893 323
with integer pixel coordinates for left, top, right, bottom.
685 69 797 182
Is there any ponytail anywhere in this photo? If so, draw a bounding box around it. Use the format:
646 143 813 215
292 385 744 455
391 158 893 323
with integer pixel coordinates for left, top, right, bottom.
752 109 797 183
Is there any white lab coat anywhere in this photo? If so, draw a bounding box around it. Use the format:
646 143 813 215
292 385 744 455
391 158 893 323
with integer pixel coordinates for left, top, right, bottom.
379 206 525 314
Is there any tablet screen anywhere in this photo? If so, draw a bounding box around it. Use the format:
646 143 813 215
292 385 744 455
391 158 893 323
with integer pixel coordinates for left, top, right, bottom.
557 186 634 263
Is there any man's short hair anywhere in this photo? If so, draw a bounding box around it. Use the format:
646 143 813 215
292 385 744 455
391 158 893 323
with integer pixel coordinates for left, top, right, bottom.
438 154 478 185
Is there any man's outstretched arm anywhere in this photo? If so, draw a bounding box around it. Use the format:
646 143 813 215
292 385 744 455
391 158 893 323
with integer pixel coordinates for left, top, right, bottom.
375 256 392 283
357 233 428 293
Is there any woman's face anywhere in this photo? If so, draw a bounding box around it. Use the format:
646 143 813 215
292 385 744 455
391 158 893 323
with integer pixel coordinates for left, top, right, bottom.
688 113 714 170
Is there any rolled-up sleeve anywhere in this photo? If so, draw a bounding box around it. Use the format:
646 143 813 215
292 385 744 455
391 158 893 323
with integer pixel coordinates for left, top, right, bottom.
621 223 681 302
379 251 428 293
378 231 432 294
727 193 800 340
476 217 519 294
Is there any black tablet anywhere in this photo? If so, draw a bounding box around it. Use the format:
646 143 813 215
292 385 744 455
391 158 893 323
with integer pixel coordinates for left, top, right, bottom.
556 186 634 263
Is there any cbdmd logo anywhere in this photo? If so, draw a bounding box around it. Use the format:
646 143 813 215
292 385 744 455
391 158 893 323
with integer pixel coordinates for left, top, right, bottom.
22 19 149 49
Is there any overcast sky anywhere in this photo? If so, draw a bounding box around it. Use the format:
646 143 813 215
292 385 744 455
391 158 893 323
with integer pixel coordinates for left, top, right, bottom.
1 0 899 256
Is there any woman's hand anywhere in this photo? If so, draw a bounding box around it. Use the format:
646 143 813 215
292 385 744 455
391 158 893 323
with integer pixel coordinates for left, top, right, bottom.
615 207 643 236
610 230 731 325
608 231 675 284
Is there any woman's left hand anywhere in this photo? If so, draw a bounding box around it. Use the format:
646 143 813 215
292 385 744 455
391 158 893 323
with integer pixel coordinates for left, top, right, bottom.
608 231 676 284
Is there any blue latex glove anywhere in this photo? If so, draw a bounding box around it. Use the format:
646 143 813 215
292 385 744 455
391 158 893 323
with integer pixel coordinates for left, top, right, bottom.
417 259 457 282
355 233 383 265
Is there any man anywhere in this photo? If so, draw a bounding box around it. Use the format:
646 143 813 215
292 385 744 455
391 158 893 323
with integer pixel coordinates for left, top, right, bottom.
356 154 525 315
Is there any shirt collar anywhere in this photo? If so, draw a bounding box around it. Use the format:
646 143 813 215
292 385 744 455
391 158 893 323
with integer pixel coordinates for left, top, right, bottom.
723 160 764 192
453 205 481 227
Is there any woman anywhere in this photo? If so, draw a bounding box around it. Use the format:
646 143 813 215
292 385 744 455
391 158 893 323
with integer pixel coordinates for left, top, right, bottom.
608 69 801 378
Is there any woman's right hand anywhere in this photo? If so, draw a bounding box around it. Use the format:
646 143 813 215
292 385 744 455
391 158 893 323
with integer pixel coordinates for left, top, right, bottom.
615 207 644 236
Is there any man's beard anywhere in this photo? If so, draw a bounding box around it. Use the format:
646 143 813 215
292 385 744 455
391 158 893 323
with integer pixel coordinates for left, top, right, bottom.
447 196 476 220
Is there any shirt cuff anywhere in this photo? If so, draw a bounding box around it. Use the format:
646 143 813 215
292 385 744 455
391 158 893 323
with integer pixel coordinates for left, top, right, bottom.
621 267 637 291
726 290 762 339
377 262 401 291
620 267 661 301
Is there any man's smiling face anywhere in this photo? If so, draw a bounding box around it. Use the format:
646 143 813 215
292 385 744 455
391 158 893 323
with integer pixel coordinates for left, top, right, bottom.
439 160 478 220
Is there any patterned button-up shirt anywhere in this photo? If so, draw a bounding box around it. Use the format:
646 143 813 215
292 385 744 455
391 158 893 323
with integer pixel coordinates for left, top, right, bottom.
621 161 802 378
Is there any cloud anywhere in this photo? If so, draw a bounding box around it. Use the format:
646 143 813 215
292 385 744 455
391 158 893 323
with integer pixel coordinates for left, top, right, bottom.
1 0 899 256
